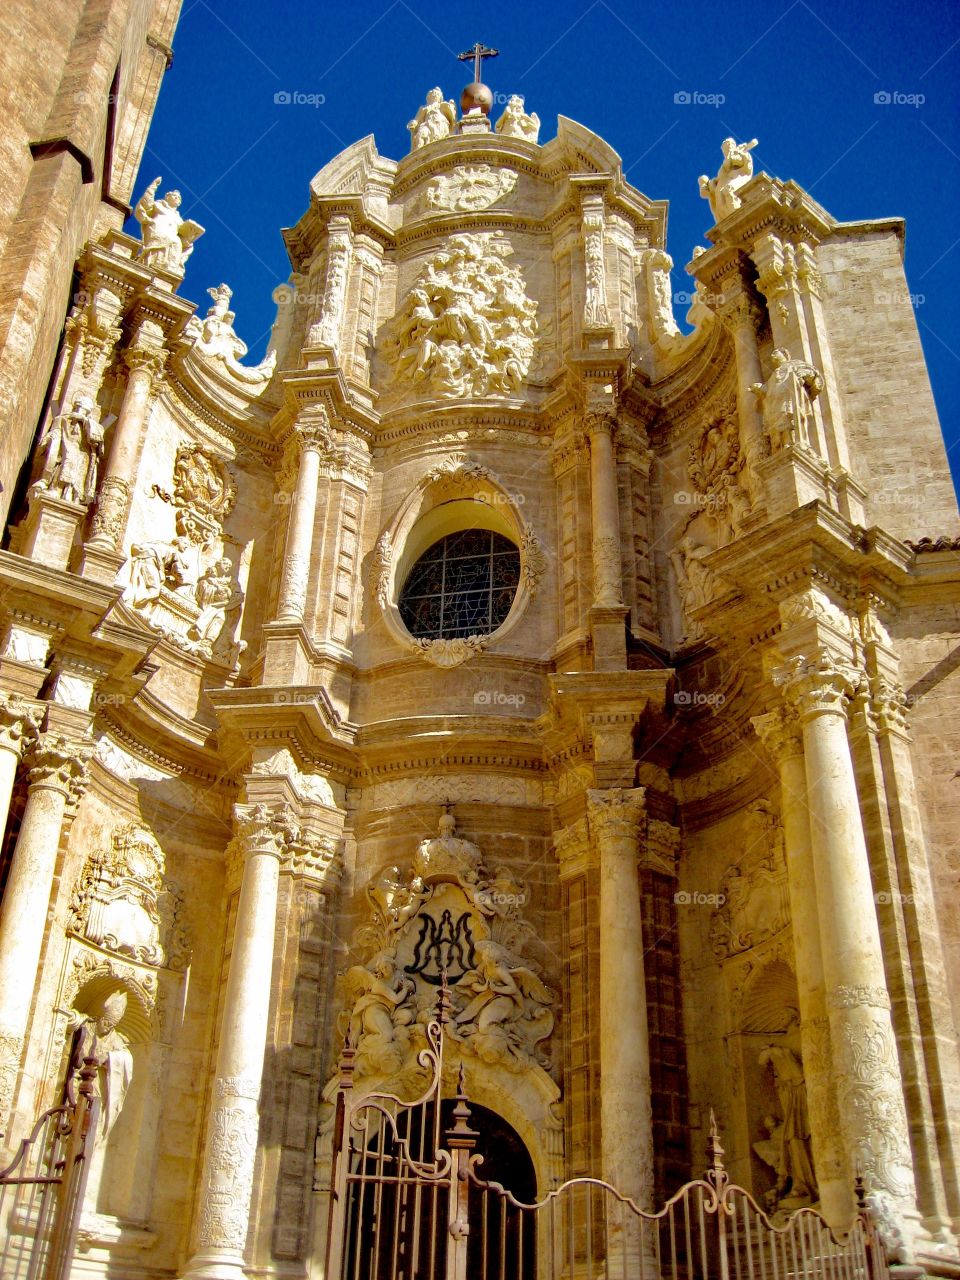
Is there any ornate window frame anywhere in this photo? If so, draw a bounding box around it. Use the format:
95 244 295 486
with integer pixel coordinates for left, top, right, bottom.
371 455 546 667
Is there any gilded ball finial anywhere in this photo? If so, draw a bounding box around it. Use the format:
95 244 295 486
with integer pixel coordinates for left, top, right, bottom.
461 81 493 116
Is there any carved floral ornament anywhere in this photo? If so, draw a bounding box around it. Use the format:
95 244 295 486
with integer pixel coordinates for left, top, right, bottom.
371 454 547 668
338 813 555 1088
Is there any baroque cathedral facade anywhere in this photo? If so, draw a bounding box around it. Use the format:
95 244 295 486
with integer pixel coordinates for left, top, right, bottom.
1 3 960 1277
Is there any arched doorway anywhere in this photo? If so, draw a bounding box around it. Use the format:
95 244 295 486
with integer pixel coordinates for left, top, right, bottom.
342 1099 537 1280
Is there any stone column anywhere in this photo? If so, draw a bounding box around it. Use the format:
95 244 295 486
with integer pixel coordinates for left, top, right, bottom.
0 693 41 843
752 707 850 1225
85 323 166 561
585 409 623 608
0 733 89 1131
782 656 922 1253
275 416 331 623
586 788 654 1206
721 293 766 502
182 802 296 1280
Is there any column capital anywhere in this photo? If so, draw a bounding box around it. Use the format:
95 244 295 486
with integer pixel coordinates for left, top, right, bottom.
23 732 91 794
232 801 298 862
584 406 617 439
292 408 335 457
586 786 646 842
751 706 804 763
123 342 166 382
0 693 42 756
773 654 860 721
871 677 910 737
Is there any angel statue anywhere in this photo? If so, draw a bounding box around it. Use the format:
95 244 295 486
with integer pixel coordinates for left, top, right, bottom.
451 938 554 1070
407 88 457 150
343 952 416 1077
134 178 205 277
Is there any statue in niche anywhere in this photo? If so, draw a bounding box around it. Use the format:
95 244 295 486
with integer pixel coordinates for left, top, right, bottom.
342 952 416 1077
495 95 540 142
65 992 134 1143
757 1045 817 1207
407 87 457 150
134 178 204 276
450 938 554 1070
751 348 824 453
669 533 715 640
33 394 104 505
699 137 759 222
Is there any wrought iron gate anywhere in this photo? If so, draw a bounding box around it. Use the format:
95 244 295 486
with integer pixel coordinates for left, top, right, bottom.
325 999 891 1280
0 1056 100 1280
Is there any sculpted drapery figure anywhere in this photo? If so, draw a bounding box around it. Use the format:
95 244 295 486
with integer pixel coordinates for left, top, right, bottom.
134 177 205 276
343 952 416 1077
65 992 134 1143
187 557 241 652
407 88 457 150
495 95 540 142
34 394 104 505
757 1044 818 1206
751 348 824 453
699 137 759 222
122 535 198 611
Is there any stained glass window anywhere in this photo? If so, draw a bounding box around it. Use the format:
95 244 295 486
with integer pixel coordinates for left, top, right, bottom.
398 530 521 640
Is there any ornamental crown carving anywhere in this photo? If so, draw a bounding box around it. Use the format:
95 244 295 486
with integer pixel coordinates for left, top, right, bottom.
393 233 538 399
69 823 189 970
170 445 236 531
340 813 554 1085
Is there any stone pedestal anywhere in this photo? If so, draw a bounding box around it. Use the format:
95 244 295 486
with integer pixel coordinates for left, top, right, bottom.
18 489 87 569
182 802 295 1280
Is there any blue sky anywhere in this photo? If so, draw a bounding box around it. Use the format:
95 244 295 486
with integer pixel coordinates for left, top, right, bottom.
135 0 960 488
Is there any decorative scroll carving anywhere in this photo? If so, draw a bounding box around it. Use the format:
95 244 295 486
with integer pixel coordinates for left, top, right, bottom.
0 692 42 755
407 87 457 150
370 531 392 609
69 822 189 970
837 1019 914 1200
184 284 276 383
711 801 789 958
394 233 538 397
495 95 540 142
412 635 487 668
423 165 517 212
134 177 204 277
195 1103 259 1250
643 248 681 348
309 219 352 350
698 137 758 222
751 349 824 455
340 814 554 1083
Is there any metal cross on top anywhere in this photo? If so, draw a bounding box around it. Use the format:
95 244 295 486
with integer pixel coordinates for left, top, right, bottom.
457 42 499 82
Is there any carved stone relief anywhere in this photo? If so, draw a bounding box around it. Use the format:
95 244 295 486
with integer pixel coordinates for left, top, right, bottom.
711 802 789 959
393 233 538 398
422 166 517 213
184 284 276 384
69 822 190 970
339 815 554 1086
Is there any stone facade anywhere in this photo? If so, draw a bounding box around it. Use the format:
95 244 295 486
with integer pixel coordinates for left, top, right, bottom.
0 63 959 1280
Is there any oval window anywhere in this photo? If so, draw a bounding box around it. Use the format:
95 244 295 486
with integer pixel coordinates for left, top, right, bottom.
398 529 521 640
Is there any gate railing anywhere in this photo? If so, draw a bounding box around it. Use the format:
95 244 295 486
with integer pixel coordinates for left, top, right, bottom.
0 1057 100 1280
325 989 892 1280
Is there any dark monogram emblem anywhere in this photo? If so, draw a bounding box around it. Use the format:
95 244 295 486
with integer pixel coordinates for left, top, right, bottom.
404 910 476 985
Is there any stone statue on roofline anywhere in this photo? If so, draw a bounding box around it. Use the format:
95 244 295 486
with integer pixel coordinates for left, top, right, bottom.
407 88 457 150
134 177 205 277
699 137 759 222
495 94 540 143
